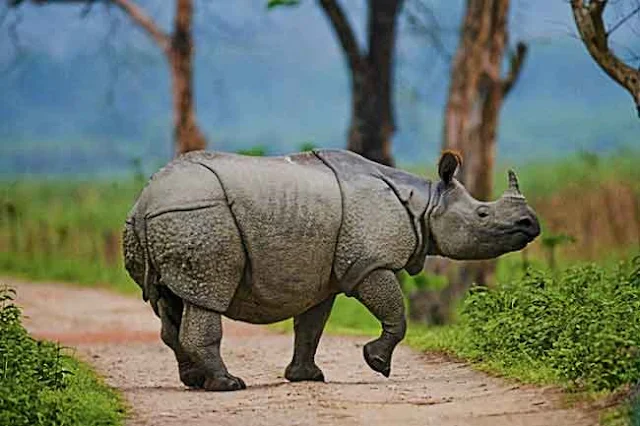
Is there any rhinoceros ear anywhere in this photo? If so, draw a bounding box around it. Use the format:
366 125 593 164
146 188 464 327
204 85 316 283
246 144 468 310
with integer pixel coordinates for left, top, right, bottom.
438 150 462 184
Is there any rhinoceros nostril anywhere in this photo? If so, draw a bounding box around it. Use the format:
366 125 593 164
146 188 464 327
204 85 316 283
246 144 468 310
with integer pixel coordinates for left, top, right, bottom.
516 217 533 228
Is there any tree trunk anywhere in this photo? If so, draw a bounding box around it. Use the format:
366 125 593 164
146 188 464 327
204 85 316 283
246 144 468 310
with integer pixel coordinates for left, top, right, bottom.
170 0 207 155
442 0 520 296
318 0 403 166
349 63 394 166
414 0 527 324
444 0 511 194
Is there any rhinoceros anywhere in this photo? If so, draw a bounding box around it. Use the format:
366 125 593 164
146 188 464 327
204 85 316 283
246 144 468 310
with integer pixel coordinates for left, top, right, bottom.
123 149 540 391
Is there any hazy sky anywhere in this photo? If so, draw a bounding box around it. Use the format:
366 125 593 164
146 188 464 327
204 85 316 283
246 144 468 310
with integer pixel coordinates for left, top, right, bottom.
0 1 638 174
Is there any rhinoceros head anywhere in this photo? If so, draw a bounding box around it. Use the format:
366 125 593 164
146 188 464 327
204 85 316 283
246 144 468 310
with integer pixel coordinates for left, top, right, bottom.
427 151 540 260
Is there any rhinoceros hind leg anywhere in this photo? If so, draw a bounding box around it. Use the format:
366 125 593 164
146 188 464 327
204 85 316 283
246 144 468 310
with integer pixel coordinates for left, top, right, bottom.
179 302 246 391
285 295 335 382
353 270 406 378
157 292 205 388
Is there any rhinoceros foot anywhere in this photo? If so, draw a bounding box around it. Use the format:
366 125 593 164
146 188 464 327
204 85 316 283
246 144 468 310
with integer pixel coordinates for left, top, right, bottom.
363 339 392 378
203 373 246 392
284 362 325 382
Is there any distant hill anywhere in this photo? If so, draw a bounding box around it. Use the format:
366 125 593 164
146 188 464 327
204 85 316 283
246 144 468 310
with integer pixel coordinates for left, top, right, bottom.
0 0 638 176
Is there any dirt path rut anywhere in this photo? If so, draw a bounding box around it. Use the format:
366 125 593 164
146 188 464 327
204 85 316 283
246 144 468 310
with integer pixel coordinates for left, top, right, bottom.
10 280 595 426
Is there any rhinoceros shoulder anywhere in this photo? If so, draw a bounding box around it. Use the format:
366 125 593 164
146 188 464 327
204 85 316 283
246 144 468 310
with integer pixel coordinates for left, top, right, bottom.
314 149 429 291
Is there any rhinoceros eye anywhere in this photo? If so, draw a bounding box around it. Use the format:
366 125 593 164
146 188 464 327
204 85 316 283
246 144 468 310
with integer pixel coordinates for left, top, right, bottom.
476 206 490 219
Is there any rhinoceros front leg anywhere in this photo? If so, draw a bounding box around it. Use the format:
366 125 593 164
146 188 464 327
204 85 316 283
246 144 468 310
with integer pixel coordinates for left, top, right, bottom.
285 295 336 382
179 302 246 391
157 296 205 388
353 269 406 378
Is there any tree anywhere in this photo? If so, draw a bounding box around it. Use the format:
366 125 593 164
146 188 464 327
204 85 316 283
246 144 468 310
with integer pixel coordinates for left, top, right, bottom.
443 0 526 201
318 0 404 166
406 0 527 324
443 0 527 301
9 0 207 155
570 0 640 117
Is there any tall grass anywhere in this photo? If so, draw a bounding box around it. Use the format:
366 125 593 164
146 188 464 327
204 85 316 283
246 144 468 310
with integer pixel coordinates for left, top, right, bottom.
1 150 638 290
0 179 142 292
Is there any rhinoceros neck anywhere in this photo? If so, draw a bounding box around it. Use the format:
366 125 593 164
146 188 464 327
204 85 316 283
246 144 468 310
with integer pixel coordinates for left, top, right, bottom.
423 184 445 257
401 176 438 275
366 163 437 276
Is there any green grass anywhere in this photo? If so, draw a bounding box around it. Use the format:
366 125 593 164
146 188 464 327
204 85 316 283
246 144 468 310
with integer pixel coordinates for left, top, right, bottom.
0 286 126 425
1 179 142 293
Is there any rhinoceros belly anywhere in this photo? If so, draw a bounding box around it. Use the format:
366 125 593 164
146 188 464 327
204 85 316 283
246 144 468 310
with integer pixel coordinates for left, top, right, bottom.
192 152 342 323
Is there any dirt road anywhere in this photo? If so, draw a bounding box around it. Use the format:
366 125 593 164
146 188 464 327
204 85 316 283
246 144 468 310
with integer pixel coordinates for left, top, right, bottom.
10 280 595 426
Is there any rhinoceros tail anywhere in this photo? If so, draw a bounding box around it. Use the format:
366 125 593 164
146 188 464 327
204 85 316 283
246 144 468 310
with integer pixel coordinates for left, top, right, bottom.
123 216 159 312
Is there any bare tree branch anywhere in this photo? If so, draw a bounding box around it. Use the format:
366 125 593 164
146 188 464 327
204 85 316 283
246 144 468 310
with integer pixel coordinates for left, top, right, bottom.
317 0 363 71
1 8 27 76
79 0 94 18
404 0 451 61
0 4 10 27
502 41 528 96
103 3 120 108
607 2 640 36
571 0 640 115
110 0 171 54
10 0 172 54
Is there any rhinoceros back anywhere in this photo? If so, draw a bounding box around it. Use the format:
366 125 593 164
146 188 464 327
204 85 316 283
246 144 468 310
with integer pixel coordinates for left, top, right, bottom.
193 151 342 316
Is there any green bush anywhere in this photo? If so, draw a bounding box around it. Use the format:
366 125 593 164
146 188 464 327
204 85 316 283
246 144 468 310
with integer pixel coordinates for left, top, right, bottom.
0 287 124 425
460 256 640 391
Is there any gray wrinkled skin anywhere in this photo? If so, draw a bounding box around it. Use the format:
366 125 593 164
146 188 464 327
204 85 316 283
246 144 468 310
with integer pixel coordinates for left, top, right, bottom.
123 149 540 391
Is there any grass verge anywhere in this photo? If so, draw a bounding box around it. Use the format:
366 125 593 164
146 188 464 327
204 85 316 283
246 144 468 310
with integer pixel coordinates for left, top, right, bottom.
0 286 126 426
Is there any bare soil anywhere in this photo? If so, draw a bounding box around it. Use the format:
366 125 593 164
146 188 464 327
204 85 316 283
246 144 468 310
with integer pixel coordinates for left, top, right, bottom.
10 279 596 426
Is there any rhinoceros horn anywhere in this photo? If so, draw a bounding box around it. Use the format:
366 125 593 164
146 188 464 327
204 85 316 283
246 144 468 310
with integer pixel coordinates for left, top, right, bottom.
503 170 525 199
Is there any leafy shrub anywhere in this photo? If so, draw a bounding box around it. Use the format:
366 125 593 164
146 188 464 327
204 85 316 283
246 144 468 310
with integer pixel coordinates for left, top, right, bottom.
460 256 640 391
0 286 124 425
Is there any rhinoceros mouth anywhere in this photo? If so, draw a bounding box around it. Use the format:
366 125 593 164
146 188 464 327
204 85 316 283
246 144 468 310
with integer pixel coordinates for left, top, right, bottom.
508 228 538 241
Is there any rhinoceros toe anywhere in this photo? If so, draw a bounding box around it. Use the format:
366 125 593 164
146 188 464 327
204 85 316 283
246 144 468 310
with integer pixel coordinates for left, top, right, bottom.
363 340 392 378
203 374 246 392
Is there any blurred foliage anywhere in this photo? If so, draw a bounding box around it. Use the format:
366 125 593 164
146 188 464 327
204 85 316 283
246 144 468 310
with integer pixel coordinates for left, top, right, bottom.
541 233 576 271
298 141 317 152
0 286 125 425
236 145 268 156
398 270 448 293
267 0 300 9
